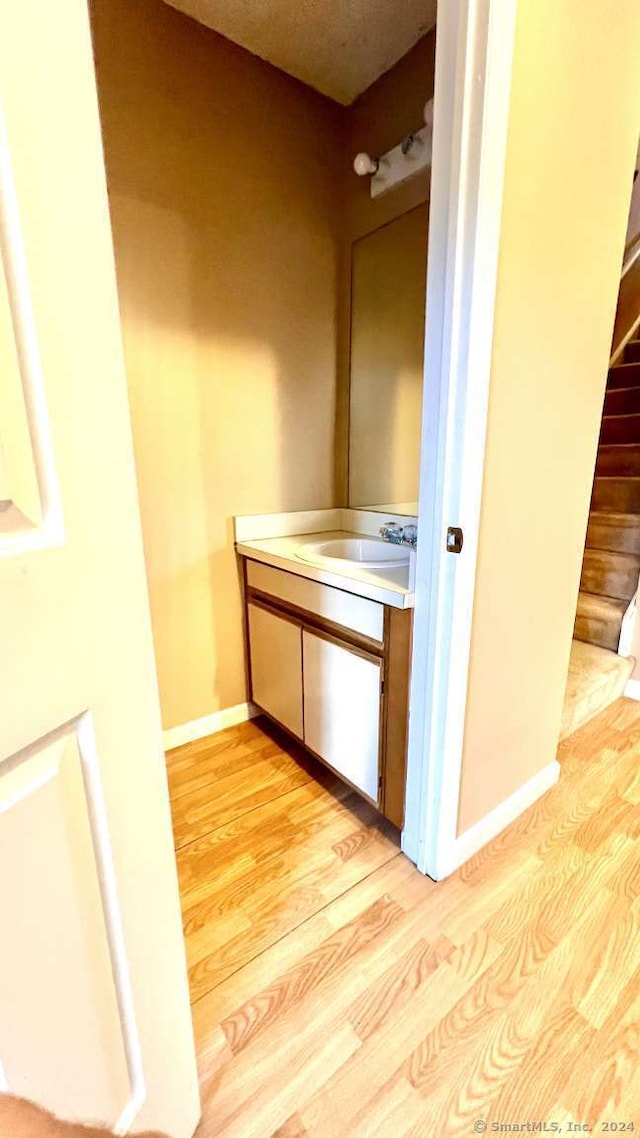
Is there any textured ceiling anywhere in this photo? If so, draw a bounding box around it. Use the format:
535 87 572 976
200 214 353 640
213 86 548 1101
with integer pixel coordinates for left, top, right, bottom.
162 0 437 105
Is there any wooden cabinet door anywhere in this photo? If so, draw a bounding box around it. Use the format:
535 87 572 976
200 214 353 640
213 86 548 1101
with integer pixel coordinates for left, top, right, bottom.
248 603 303 738
0 3 199 1134
302 631 382 802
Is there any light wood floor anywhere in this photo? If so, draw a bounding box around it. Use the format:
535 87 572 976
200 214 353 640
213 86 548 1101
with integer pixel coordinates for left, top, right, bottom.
167 703 640 1137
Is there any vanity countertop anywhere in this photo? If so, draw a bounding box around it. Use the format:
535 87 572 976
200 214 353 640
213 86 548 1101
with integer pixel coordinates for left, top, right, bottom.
236 530 415 610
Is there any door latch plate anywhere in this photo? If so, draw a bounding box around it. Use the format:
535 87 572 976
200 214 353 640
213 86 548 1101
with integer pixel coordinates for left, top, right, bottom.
446 526 464 554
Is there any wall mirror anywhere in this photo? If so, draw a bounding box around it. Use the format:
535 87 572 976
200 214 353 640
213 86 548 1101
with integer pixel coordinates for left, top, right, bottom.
348 202 428 515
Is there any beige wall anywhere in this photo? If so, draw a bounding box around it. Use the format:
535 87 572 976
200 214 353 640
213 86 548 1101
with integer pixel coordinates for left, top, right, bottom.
457 0 640 834
91 0 344 729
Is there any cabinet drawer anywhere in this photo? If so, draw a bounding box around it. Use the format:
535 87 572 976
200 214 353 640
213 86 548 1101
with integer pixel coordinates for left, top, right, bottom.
246 560 384 644
247 603 303 739
303 630 381 803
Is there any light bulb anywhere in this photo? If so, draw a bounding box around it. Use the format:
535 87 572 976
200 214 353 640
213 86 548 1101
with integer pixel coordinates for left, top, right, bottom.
353 152 379 177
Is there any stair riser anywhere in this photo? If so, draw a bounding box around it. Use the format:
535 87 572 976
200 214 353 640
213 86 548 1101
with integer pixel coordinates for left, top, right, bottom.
586 515 640 555
604 387 640 415
625 341 640 363
580 556 640 602
574 615 621 652
600 414 640 443
591 479 640 513
607 362 640 388
595 447 640 477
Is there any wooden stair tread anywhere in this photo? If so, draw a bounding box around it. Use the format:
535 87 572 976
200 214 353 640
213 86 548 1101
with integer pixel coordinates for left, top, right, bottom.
574 591 627 651
588 509 640 527
575 591 627 619
586 510 640 556
607 361 640 387
591 475 640 513
604 385 640 416
592 474 640 481
580 547 640 602
595 444 640 478
560 639 634 740
600 411 640 444
582 547 640 568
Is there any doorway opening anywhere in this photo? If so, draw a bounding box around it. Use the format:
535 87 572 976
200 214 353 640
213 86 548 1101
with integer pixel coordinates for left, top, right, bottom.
89 0 440 1003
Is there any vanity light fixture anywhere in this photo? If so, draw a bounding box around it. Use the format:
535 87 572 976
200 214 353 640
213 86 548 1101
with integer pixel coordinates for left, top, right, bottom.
353 152 379 176
353 97 434 200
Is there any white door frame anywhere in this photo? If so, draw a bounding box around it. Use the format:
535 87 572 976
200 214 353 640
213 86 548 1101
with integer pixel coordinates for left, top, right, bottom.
402 0 518 879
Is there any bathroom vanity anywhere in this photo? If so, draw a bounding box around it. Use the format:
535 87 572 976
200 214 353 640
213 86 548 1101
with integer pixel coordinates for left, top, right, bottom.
235 509 415 828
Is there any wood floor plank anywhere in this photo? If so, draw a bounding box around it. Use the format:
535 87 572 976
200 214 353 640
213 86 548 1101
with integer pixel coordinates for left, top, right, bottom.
438 850 541 944
574 899 640 1028
402 879 617 1104
167 729 281 801
187 825 399 1000
197 879 482 1135
492 1004 596 1125
172 760 315 849
167 719 267 775
562 977 640 1123
446 928 503 985
180 787 366 922
177 778 349 902
185 804 399 992
164 703 640 1138
603 837 640 899
297 964 470 1138
220 894 405 1054
405 908 609 1132
217 1023 362 1138
191 853 414 1053
573 788 640 852
197 904 445 1134
348 933 454 1042
270 1116 309 1138
346 1076 425 1138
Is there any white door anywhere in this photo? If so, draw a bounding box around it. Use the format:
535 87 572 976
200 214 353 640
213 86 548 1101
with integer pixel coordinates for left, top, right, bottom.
302 631 382 802
248 603 303 739
0 3 200 1136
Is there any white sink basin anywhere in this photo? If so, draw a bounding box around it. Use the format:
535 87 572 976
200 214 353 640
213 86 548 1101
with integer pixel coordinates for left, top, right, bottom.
296 537 410 569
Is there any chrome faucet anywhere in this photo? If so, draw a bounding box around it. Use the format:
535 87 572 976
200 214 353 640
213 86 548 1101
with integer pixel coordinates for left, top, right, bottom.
379 521 418 549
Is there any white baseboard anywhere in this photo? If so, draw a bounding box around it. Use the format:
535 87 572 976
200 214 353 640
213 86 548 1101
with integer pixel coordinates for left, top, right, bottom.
624 678 640 701
437 759 561 878
163 702 257 751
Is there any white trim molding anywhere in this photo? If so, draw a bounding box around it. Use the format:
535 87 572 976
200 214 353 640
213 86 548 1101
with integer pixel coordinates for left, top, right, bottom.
622 233 640 279
624 677 640 701
439 761 561 879
402 0 518 879
163 702 257 751
610 310 640 366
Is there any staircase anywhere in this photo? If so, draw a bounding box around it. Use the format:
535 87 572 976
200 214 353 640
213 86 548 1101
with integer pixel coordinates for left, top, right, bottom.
575 331 640 651
560 328 640 739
